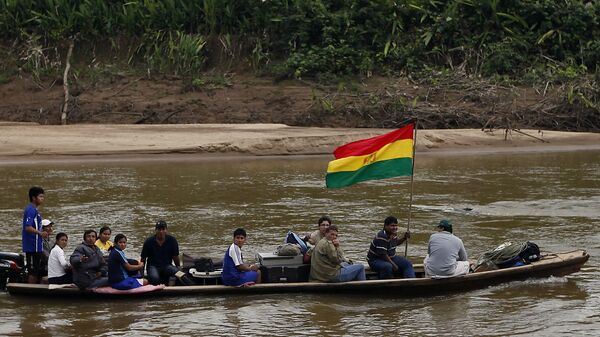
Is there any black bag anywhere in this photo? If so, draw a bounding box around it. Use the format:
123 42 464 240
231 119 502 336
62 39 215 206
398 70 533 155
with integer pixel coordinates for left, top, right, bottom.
194 257 214 272
519 241 541 263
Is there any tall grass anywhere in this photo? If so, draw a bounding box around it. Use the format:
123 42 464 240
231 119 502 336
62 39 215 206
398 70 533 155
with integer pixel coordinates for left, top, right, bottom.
0 0 598 79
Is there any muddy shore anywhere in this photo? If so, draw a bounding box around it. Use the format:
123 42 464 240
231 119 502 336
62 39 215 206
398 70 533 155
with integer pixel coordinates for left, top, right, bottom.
1 123 599 165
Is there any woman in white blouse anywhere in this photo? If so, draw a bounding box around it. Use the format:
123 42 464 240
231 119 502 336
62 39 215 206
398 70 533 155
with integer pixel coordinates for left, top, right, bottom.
48 232 73 284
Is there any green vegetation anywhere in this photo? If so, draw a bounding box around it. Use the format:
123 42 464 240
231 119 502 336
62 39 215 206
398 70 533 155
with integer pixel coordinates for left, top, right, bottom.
0 0 598 128
1 0 598 79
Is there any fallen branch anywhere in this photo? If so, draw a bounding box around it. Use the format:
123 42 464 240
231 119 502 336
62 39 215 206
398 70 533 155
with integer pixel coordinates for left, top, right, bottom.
512 129 550 143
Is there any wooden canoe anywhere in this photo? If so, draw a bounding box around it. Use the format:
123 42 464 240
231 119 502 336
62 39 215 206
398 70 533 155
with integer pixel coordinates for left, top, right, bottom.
6 250 589 298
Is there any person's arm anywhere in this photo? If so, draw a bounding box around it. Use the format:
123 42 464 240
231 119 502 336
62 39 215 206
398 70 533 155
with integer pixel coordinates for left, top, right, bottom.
25 225 48 237
121 256 144 272
458 242 468 261
172 238 180 268
140 239 148 264
373 236 391 260
69 246 87 268
323 240 343 265
230 246 258 272
237 263 259 272
57 249 70 270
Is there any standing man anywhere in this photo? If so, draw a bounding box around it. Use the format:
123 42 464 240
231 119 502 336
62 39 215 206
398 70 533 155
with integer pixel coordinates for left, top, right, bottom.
367 216 416 279
424 220 469 277
141 220 181 285
22 186 48 284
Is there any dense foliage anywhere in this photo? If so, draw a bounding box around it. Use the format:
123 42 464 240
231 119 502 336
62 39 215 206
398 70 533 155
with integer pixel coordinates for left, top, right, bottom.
0 0 598 79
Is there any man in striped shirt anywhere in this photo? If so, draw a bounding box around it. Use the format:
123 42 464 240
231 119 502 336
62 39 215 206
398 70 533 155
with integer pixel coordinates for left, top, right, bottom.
367 216 415 279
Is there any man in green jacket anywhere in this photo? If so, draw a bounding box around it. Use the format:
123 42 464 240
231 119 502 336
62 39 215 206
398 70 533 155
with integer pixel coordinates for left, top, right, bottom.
309 225 365 282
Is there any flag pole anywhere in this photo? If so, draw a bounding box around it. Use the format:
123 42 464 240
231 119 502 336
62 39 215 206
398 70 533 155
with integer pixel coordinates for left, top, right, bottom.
404 120 418 257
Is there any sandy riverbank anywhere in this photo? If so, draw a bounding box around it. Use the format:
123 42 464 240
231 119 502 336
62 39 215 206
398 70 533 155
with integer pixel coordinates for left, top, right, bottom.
1 123 599 163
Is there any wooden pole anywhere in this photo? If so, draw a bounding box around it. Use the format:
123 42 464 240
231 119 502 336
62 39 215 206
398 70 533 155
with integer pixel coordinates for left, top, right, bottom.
404 121 418 257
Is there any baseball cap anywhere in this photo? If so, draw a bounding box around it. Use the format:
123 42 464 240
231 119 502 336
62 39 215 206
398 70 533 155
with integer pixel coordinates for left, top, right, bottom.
41 219 54 227
155 220 168 230
437 219 453 232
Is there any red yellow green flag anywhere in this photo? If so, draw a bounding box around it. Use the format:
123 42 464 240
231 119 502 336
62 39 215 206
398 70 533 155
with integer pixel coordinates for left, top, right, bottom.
326 123 415 188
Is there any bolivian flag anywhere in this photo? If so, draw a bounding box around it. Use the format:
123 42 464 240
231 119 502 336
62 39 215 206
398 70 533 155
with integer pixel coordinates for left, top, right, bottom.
326 123 415 188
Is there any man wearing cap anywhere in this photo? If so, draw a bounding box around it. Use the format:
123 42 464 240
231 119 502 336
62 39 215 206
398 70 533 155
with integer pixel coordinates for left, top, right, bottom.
367 216 415 279
141 220 181 285
22 186 48 284
424 220 469 277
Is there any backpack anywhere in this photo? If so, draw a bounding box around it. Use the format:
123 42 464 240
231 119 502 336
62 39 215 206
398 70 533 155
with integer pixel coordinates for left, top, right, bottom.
285 231 308 254
276 243 302 256
519 241 541 263
193 257 215 272
475 241 543 270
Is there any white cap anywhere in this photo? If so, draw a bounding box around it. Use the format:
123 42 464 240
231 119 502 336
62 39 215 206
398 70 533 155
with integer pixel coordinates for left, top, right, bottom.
41 219 54 227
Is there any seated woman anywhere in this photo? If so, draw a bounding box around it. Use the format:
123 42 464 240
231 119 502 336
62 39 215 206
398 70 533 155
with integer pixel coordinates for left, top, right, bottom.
108 234 148 290
70 229 109 289
222 228 261 286
47 232 73 284
304 216 331 246
95 226 113 258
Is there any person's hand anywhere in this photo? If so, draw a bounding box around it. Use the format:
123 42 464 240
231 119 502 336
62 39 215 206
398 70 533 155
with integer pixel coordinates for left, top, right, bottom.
80 255 89 263
138 261 145 269
332 239 340 247
403 231 411 240
40 231 49 239
391 262 399 272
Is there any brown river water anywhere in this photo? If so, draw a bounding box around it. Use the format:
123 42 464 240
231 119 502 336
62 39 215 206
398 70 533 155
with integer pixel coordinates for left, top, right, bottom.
0 150 599 336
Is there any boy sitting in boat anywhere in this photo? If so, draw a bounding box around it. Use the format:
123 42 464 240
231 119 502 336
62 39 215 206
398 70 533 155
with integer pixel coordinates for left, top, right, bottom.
108 234 148 290
309 225 366 282
367 216 416 279
222 228 261 286
423 220 469 278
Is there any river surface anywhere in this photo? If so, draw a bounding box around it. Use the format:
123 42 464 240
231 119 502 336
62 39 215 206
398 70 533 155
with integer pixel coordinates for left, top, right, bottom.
0 150 599 336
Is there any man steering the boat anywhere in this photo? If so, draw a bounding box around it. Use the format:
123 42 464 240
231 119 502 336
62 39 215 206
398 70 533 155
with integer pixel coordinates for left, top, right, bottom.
367 216 415 279
423 220 469 277
140 220 181 285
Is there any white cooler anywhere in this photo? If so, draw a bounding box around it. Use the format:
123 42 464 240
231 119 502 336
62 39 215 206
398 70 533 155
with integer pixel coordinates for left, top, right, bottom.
256 252 303 267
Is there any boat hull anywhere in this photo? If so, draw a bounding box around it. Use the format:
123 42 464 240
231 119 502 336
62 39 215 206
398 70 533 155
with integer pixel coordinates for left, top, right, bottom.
6 250 590 298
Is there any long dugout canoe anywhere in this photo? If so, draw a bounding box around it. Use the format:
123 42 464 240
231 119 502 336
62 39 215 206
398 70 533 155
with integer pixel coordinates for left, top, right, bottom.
6 250 589 299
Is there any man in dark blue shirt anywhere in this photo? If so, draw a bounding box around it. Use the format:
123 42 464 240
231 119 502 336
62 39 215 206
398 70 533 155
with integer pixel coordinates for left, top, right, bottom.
22 186 48 284
367 216 415 279
141 220 180 285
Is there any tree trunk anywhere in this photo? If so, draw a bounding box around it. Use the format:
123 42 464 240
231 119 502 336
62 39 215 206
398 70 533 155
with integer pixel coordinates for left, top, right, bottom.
61 39 75 125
